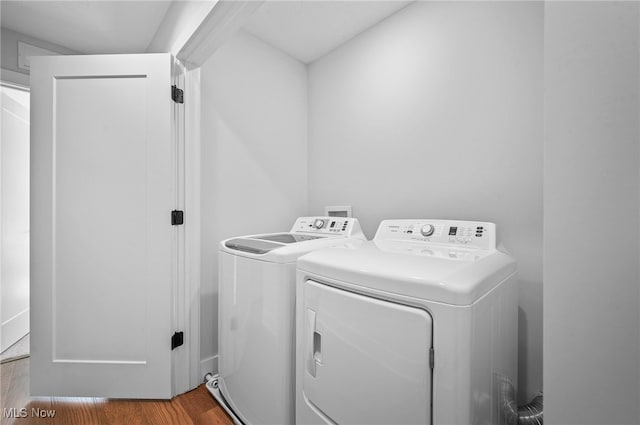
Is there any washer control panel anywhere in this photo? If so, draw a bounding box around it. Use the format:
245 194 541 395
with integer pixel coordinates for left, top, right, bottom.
375 219 496 250
291 216 355 235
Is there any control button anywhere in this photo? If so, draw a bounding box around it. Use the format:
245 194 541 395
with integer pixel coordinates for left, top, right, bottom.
313 219 325 229
420 224 435 237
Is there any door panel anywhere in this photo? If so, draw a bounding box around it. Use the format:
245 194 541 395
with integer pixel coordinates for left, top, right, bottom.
54 76 148 363
303 280 432 425
30 54 175 398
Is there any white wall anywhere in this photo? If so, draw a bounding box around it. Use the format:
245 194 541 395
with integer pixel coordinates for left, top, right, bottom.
544 3 640 424
307 1 543 402
199 30 308 374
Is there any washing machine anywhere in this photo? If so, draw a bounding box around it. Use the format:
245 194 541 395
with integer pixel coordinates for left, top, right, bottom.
295 219 518 425
212 216 366 425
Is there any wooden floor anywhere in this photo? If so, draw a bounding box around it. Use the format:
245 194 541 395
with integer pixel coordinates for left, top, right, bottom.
1 357 234 425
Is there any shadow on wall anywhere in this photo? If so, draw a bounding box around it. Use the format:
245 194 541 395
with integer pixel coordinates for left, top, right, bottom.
201 290 219 371
518 306 528 397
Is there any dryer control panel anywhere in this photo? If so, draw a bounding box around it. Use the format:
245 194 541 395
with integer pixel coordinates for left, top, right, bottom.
291 216 361 236
375 219 496 250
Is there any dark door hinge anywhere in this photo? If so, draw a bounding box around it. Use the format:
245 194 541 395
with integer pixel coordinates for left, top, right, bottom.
171 210 184 225
171 85 184 104
429 347 435 369
171 331 184 350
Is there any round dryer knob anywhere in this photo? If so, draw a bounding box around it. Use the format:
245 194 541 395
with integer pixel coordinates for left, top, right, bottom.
313 219 326 229
420 224 435 237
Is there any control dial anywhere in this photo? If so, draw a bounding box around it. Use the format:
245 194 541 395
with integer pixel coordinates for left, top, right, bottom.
420 224 435 237
313 219 326 229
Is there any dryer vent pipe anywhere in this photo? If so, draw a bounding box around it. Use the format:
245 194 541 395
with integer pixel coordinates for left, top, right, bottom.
499 375 543 425
516 392 543 425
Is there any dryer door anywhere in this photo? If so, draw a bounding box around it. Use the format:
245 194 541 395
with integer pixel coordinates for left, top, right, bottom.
302 280 433 425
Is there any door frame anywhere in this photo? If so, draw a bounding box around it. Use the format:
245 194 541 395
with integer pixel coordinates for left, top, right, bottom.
173 60 202 394
183 65 203 388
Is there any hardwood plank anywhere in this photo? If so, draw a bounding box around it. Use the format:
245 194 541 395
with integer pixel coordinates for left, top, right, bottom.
50 397 102 425
2 358 235 425
176 384 231 425
21 398 53 425
194 405 234 425
136 399 194 425
99 399 149 425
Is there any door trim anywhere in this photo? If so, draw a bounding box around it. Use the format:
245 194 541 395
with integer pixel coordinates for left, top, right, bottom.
176 1 264 67
172 59 204 394
184 65 203 388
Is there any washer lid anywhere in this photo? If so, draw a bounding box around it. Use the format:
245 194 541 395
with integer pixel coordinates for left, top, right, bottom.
252 233 324 243
223 238 282 254
297 240 516 306
224 233 325 254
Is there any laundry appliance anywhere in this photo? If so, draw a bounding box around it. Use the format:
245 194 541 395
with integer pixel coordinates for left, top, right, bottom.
209 216 366 425
295 219 518 425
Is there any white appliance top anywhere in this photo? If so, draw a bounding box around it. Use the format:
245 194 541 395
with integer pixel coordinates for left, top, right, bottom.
297 219 516 306
220 216 366 263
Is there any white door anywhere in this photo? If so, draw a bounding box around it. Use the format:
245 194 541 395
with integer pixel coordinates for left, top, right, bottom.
30 54 177 398
302 280 433 425
1 85 30 352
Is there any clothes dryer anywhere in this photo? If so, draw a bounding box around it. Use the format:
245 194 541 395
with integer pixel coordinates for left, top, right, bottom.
295 219 517 425
213 217 366 425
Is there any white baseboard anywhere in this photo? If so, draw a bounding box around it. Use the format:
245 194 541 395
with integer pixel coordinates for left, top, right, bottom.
1 308 29 352
200 354 219 380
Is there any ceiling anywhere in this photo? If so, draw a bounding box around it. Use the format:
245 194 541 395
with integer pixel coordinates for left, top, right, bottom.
243 1 412 64
0 1 173 54
0 0 412 62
